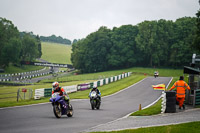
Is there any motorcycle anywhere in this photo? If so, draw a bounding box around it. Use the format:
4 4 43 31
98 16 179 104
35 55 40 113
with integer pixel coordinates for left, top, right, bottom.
89 91 101 110
154 72 159 78
49 92 73 118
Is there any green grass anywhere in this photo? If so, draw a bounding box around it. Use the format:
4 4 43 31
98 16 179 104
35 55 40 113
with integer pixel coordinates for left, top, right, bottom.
131 99 162 116
41 42 72 64
2 64 44 74
127 67 183 77
90 121 200 133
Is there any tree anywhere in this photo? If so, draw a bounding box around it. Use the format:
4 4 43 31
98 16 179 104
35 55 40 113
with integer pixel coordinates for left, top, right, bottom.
71 26 112 73
108 25 138 68
135 21 158 67
0 17 21 68
21 34 40 61
40 35 71 45
193 1 200 53
170 17 196 67
36 35 42 58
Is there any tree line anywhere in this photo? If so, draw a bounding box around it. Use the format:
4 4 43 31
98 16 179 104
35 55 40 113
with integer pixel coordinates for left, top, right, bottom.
71 17 198 73
0 17 42 68
40 35 72 45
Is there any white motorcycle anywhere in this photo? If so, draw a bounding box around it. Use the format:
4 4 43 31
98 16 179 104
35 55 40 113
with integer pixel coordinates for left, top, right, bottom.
89 91 101 110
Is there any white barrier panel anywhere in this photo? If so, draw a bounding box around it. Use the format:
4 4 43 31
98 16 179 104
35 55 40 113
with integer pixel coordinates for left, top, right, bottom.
34 88 44 99
93 81 98 87
122 74 124 79
110 77 113 82
115 76 118 81
63 85 77 93
125 73 127 77
105 78 108 84
100 79 104 86
118 75 121 80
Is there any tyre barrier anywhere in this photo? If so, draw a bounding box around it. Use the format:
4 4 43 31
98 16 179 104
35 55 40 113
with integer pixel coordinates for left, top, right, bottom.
165 91 176 113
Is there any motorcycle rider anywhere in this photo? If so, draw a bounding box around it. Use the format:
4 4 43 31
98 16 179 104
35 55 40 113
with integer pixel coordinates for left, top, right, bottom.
90 86 101 101
154 70 159 77
52 81 70 104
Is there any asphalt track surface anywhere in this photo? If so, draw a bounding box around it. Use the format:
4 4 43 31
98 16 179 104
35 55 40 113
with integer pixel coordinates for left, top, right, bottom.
0 77 171 133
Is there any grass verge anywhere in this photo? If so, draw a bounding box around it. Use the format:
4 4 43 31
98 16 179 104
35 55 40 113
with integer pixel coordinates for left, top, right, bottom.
2 64 44 74
90 121 200 133
131 99 162 116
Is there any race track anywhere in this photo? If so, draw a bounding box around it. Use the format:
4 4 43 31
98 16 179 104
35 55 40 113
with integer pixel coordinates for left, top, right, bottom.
0 77 171 133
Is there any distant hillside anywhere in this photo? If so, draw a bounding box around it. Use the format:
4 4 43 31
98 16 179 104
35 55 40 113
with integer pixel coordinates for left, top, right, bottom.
41 42 72 64
40 35 71 45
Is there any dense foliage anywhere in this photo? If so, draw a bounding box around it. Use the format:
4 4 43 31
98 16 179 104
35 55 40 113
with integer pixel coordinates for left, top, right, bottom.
40 35 71 45
71 17 197 73
193 1 200 52
0 18 42 68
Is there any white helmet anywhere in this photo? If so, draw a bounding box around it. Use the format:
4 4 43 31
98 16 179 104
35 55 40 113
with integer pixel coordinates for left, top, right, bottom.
52 82 59 90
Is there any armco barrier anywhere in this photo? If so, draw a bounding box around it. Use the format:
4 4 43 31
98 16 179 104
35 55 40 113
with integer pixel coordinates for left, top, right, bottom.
194 89 200 107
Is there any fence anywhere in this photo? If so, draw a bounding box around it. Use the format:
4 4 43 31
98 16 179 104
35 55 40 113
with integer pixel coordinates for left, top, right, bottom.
17 88 33 102
0 92 17 100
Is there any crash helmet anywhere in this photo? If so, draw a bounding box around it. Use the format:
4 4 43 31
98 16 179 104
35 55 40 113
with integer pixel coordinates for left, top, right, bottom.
92 86 97 91
52 82 59 90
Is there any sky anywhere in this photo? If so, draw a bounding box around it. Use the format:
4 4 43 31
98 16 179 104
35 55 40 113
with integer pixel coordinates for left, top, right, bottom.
0 0 199 41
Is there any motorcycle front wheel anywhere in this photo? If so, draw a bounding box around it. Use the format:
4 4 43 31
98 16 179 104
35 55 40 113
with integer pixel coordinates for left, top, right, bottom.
53 104 62 118
96 100 101 109
90 100 96 110
67 104 73 117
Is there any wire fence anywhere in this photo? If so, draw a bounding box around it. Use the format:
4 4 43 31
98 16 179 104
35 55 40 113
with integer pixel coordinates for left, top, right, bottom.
0 88 33 102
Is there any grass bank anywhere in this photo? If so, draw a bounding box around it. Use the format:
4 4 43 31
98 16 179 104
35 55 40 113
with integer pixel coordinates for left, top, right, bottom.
2 64 44 74
41 42 72 64
90 121 200 133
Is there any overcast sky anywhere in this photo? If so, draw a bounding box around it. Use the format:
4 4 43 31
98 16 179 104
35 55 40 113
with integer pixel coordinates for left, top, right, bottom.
0 0 199 41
